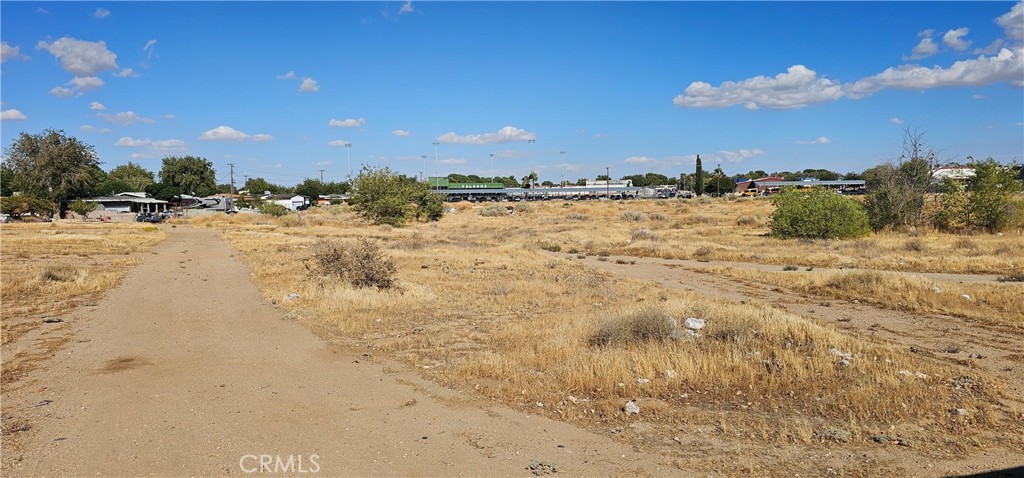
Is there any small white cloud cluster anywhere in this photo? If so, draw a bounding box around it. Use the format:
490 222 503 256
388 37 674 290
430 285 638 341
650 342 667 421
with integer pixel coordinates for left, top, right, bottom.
392 129 411 137
436 126 536 145
1 41 29 63
97 111 154 125
114 136 187 159
276 70 320 92
329 117 365 128
36 37 130 96
673 65 843 110
199 125 273 142
1 109 28 121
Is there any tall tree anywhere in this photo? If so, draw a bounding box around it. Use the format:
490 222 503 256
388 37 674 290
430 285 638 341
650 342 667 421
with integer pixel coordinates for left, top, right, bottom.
2 129 103 215
108 162 155 191
158 156 217 197
695 154 704 196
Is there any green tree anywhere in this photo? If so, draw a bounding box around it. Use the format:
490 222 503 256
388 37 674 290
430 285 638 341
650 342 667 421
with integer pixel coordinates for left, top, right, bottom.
158 156 217 197
596 174 611 181
68 198 97 220
704 166 733 196
770 187 870 239
966 158 1023 232
1 163 20 197
521 171 538 188
695 155 704 196
108 162 155 191
351 166 443 226
2 129 103 215
257 202 289 217
0 194 58 219
294 178 325 203
243 177 289 195
930 177 969 232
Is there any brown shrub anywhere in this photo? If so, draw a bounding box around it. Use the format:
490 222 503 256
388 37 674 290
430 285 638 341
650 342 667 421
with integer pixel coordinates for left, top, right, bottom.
41 264 79 282
308 239 396 289
591 306 674 346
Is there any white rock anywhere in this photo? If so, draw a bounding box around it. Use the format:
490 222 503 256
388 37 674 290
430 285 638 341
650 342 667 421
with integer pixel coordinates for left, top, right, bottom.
962 294 971 301
665 369 677 378
915 372 929 379
683 318 705 330
623 400 640 415
932 286 942 293
898 370 912 376
286 292 300 300
637 378 651 384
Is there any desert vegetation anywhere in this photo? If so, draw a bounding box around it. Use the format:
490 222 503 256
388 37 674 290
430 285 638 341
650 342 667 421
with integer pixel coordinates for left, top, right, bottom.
187 198 1023 467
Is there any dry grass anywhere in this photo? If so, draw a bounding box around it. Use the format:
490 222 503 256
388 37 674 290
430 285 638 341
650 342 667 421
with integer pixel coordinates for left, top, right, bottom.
191 203 1020 452
1 221 167 387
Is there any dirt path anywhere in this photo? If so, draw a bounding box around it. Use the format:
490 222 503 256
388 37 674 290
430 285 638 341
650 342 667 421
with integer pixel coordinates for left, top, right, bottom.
3 227 672 477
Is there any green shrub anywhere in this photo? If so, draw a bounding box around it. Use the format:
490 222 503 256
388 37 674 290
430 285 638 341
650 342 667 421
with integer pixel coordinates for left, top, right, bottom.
257 202 289 217
0 194 57 219
770 187 870 239
351 166 444 226
68 198 97 220
964 158 1023 232
308 239 396 289
539 242 561 252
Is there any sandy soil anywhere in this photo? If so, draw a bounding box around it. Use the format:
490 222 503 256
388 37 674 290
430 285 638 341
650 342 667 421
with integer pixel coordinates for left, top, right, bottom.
2 227 674 477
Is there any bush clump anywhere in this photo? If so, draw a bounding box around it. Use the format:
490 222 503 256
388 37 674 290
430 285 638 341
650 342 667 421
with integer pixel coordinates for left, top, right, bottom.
257 202 289 217
591 306 674 346
770 187 870 239
479 205 508 217
308 239 396 289
620 210 645 222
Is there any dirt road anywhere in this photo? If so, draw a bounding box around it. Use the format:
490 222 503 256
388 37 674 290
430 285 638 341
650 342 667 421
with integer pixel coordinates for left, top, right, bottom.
3 227 671 477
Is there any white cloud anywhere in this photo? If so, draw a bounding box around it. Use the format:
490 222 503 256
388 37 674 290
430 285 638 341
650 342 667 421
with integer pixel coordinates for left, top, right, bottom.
392 129 412 137
890 117 904 124
316 160 332 166
98 111 155 125
973 39 1005 55
716 148 765 164
36 7 49 14
797 136 832 145
251 134 273 142
94 8 111 19
114 137 187 158
624 156 656 164
299 77 319 92
200 126 247 141
972 94 986 100
845 47 1024 97
163 114 176 119
80 124 112 134
673 65 844 110
276 71 296 80
997 1 1024 41
329 117 365 128
68 76 104 92
436 126 537 144
904 30 940 61
114 136 150 147
1 42 28 63
36 37 118 77
400 1 415 14
114 68 138 78
327 140 351 147
143 39 157 59
90 101 106 110
49 86 73 97
942 28 972 52
437 158 467 165
1 109 28 121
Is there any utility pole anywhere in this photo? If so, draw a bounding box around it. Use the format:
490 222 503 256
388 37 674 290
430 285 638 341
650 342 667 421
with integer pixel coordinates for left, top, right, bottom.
432 141 440 190
559 151 566 186
421 155 427 182
345 142 352 178
228 163 235 195
489 153 495 179
318 169 325 182
528 139 536 188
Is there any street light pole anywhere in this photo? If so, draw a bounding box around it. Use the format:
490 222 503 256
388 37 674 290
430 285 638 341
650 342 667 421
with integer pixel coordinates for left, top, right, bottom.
432 141 440 190
345 142 352 178
489 153 495 179
421 155 427 182
527 139 536 188
605 166 610 199
559 151 566 186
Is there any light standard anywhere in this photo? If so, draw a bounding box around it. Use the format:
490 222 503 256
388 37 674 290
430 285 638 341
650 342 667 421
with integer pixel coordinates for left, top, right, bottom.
489 153 495 179
432 141 440 190
420 155 427 182
344 142 352 178
559 151 566 186
605 166 610 199
527 139 536 188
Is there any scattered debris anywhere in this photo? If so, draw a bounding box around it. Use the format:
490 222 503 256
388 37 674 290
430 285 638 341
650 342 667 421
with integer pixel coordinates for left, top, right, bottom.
636 378 651 385
527 460 559 476
623 399 640 415
962 294 971 301
286 292 300 301
665 369 677 378
932 286 942 293
32 399 53 408
41 317 63 324
813 428 851 443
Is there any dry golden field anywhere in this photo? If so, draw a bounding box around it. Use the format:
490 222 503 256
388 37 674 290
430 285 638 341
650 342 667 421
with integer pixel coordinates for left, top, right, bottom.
188 197 1024 471
0 222 166 388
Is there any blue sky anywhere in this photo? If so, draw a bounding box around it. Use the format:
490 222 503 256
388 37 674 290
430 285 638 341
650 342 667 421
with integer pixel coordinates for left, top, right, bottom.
2 1 1022 186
